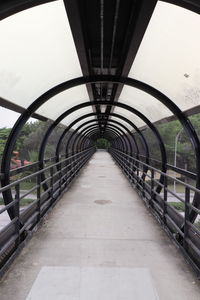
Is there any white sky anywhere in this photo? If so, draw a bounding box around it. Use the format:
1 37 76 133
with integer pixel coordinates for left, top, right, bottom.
0 107 20 128
0 107 36 128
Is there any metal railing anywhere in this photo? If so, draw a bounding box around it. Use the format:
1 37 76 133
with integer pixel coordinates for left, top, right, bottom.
0 147 95 276
109 147 200 276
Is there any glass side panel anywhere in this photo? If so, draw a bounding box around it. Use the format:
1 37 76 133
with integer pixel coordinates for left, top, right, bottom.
0 1 83 109
0 107 20 128
0 107 37 128
129 1 200 115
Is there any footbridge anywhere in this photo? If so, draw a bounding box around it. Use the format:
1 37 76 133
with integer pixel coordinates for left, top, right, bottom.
0 0 200 299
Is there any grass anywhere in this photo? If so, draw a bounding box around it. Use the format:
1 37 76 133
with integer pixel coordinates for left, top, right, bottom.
168 184 187 193
0 197 35 206
146 183 194 194
169 201 185 211
19 181 36 190
168 202 200 232
195 221 200 230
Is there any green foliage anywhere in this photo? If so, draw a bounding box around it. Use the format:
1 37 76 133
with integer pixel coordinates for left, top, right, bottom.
95 138 110 149
0 120 66 166
0 127 11 157
28 150 38 162
20 181 36 190
22 120 66 158
169 202 185 211
195 221 200 230
0 197 35 206
1 112 200 172
157 120 181 164
156 114 200 172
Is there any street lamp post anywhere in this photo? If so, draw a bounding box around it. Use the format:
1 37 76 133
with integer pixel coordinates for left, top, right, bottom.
174 128 183 193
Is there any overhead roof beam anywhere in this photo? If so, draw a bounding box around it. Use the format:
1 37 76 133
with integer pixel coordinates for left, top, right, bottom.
104 0 158 128
63 0 101 120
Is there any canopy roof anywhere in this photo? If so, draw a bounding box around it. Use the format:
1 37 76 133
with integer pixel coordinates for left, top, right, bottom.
0 0 200 133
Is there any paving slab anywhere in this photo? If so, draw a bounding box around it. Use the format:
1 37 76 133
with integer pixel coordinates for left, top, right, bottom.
26 266 158 300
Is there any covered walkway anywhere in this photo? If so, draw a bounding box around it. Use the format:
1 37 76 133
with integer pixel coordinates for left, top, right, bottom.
1 0 200 298
0 151 200 299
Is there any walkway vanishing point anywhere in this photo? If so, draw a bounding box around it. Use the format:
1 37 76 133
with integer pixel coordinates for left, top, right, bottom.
0 151 200 300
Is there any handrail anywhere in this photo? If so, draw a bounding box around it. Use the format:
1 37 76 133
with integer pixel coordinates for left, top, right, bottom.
139 154 196 180
0 146 95 277
0 148 94 192
112 148 199 193
109 147 200 276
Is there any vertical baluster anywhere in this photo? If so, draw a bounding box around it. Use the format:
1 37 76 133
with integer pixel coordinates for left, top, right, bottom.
163 175 168 224
15 183 20 246
37 172 41 221
59 161 62 195
183 187 190 250
50 166 54 204
150 169 154 207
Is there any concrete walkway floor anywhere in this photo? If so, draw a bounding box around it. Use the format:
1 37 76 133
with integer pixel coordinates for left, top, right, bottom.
0 151 200 299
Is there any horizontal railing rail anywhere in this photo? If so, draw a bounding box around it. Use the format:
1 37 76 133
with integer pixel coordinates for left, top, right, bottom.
0 147 95 276
138 154 197 180
109 147 200 276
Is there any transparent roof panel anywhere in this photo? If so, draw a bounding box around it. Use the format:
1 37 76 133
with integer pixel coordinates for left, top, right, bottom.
117 86 171 125
129 1 200 114
0 0 83 108
78 121 98 132
36 86 89 120
61 107 94 127
107 122 129 134
112 107 145 129
109 116 133 131
72 116 97 129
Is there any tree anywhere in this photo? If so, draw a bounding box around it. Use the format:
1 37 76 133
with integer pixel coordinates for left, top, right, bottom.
22 120 67 160
0 127 11 163
95 138 110 149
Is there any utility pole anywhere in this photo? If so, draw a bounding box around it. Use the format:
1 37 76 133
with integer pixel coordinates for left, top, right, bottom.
174 128 183 193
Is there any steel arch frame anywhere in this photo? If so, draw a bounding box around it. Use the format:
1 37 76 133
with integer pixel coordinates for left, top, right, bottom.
73 124 129 152
80 128 125 152
69 120 144 179
81 130 124 151
72 123 131 155
56 112 149 158
36 100 166 204
1 75 200 224
0 0 199 22
64 120 125 154
66 119 137 156
87 129 120 147
81 129 120 150
89 129 122 148
55 112 150 174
